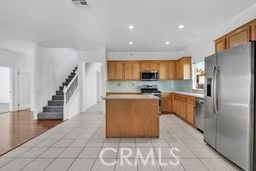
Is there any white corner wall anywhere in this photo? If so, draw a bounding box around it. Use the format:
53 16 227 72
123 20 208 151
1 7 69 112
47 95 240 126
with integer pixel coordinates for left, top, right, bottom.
78 49 107 112
181 3 256 62
0 67 10 103
81 63 103 112
36 45 78 117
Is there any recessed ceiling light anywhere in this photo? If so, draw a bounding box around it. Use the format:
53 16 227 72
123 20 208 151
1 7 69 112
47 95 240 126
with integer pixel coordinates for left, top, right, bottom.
165 41 170 45
129 25 134 30
129 41 133 45
178 24 185 29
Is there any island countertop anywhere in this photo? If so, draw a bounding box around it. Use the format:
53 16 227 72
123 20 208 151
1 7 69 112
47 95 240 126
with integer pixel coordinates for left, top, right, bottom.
105 94 159 100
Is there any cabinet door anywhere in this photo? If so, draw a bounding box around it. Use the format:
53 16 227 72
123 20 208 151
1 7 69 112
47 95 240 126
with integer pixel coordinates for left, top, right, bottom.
115 62 124 80
124 62 140 80
159 62 169 80
215 38 226 52
108 61 124 80
161 93 172 113
252 20 256 41
141 62 151 71
176 60 183 80
186 103 195 125
173 95 180 114
168 61 176 80
179 96 186 119
185 96 195 125
227 25 251 49
108 62 116 80
150 62 159 71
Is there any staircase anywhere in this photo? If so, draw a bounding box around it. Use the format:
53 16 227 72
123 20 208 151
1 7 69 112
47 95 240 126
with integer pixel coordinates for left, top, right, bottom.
38 66 78 120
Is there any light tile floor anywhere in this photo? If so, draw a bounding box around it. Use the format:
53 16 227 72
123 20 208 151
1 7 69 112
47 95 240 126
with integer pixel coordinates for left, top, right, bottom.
0 103 241 171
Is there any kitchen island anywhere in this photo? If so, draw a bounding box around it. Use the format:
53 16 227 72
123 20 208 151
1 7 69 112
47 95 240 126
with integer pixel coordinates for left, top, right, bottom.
105 95 159 138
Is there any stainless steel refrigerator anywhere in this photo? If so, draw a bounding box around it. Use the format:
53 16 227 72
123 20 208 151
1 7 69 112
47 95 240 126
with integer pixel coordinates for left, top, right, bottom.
204 42 255 171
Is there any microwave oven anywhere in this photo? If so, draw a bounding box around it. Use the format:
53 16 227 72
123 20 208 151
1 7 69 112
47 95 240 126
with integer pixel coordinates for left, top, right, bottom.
141 71 159 81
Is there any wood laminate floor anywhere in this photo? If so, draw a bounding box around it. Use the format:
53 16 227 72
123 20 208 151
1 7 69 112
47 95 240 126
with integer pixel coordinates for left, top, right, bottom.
0 110 62 155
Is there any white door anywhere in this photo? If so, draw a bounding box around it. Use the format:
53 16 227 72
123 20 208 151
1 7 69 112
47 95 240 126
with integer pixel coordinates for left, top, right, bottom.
18 68 31 110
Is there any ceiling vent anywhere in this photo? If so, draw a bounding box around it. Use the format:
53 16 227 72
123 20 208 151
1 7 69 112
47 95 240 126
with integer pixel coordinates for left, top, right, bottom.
72 0 88 6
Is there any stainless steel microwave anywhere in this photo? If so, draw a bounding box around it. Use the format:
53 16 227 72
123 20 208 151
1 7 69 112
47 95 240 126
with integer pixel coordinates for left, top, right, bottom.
141 71 159 81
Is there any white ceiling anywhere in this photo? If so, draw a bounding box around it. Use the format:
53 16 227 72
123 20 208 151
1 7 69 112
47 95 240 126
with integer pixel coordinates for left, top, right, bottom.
0 0 255 52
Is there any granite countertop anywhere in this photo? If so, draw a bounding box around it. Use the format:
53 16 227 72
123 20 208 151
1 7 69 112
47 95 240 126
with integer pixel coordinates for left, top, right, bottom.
105 94 159 100
162 91 204 98
107 90 141 94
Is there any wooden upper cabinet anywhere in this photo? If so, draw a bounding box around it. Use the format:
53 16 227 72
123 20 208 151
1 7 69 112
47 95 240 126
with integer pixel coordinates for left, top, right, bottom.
215 19 256 52
176 57 192 80
141 62 159 71
168 61 176 80
251 20 256 41
124 62 140 80
226 25 251 49
107 61 124 80
215 38 226 52
159 62 169 80
159 61 176 80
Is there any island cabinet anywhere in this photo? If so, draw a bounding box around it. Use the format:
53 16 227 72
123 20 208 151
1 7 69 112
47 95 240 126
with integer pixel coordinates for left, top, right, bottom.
108 61 124 80
176 57 192 80
124 62 140 80
161 93 173 113
105 95 159 138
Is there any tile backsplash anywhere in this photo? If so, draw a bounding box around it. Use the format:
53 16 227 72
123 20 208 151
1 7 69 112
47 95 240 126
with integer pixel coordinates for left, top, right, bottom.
107 80 193 92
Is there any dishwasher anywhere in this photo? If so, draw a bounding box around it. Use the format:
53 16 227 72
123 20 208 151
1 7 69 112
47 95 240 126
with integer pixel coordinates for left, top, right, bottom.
195 98 204 132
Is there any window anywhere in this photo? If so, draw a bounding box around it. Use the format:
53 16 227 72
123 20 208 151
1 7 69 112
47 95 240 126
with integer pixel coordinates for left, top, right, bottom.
192 61 205 90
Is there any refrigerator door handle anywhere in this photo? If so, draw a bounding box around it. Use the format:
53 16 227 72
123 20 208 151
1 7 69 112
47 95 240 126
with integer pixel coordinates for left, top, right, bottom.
212 66 216 114
214 66 219 113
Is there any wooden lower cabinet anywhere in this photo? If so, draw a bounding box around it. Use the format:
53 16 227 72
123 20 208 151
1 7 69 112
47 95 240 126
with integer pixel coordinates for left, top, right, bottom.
170 93 196 126
172 95 180 114
186 103 195 125
179 96 186 119
161 93 173 113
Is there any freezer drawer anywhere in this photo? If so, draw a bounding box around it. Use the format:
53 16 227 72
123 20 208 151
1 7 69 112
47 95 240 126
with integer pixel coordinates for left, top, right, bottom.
195 98 204 131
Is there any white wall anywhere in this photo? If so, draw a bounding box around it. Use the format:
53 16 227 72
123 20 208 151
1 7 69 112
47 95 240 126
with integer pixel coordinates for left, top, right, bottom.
36 45 78 117
181 3 256 62
78 49 107 112
80 63 103 112
108 51 181 60
0 67 10 103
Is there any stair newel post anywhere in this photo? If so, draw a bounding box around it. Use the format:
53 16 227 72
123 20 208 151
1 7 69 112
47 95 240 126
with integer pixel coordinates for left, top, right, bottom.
63 86 68 120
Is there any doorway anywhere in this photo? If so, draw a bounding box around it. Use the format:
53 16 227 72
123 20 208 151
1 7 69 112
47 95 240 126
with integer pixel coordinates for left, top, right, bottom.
17 68 31 111
0 66 11 113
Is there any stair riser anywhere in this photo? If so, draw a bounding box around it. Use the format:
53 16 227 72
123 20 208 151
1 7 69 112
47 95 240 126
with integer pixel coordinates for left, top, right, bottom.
63 82 69 86
48 101 64 106
66 78 72 83
56 91 64 95
68 75 74 79
38 113 63 120
43 106 63 112
52 95 64 100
